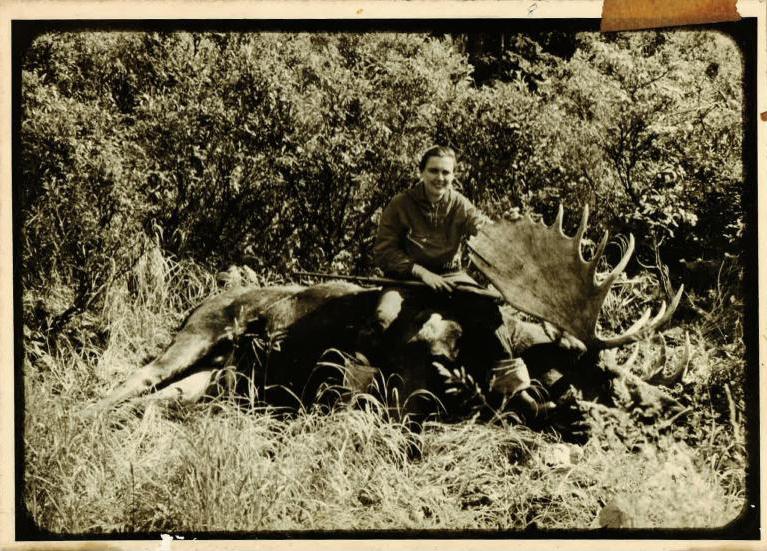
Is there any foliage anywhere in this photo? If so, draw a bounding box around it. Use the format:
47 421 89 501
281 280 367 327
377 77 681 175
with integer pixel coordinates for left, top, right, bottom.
22 40 151 334
22 32 477 291
24 388 742 532
543 32 743 263
25 336 743 533
21 30 743 323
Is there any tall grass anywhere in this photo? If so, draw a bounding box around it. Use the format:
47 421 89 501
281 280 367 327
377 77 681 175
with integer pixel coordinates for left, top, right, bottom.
95 243 218 383
22 247 747 533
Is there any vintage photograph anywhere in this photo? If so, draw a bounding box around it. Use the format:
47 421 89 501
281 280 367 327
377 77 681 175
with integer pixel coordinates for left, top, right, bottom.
13 16 759 539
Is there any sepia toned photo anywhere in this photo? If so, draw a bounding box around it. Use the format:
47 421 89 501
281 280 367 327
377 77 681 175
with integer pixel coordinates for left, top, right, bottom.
8 9 761 545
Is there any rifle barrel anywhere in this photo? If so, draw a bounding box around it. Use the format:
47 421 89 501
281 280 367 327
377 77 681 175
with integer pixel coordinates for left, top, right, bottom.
292 271 503 301
292 271 424 287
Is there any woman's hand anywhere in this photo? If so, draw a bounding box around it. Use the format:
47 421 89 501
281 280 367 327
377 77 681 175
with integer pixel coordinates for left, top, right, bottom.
412 264 455 293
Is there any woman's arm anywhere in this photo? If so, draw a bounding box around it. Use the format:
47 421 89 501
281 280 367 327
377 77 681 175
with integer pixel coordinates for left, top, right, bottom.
457 193 492 237
373 198 416 277
462 195 521 237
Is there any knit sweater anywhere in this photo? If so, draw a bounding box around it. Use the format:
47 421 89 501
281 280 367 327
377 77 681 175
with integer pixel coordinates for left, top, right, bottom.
373 182 489 277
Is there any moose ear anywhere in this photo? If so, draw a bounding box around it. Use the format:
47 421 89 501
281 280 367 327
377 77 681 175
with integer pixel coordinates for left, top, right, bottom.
468 205 682 349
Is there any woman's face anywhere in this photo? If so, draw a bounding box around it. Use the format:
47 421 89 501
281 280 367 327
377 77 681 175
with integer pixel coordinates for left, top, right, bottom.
420 155 455 203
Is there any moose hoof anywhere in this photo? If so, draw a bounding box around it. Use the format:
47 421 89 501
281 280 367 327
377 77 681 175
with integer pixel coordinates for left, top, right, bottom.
512 391 556 422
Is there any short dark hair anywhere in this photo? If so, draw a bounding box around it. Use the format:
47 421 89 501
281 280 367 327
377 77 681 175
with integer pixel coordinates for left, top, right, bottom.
418 145 456 172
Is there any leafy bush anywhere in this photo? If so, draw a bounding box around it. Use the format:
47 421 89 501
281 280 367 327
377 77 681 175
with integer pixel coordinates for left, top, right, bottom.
20 29 744 331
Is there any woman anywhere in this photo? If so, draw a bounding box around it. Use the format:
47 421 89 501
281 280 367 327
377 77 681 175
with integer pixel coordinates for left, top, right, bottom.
373 145 487 292
373 145 550 419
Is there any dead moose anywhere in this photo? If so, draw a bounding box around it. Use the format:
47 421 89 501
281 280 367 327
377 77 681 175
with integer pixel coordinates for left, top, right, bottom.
94 206 688 441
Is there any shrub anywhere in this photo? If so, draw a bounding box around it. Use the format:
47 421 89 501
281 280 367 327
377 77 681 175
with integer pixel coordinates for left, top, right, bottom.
20 29 744 331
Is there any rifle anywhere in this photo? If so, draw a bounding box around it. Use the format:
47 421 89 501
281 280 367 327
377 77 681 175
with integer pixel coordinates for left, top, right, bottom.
292 271 504 302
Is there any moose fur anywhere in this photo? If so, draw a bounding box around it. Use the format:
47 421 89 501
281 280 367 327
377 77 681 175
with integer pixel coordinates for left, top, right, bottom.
95 280 685 439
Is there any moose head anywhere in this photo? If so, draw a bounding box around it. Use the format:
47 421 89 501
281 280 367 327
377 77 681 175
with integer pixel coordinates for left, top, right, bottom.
462 205 688 435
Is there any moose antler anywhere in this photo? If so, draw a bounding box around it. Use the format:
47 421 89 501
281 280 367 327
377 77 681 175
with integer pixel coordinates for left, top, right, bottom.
643 331 691 387
467 205 683 350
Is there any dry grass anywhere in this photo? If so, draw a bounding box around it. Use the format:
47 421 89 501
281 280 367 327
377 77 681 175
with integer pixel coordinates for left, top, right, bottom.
21 247 748 534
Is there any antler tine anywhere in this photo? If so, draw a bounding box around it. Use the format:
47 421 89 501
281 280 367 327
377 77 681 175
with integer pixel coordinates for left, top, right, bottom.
644 334 668 382
677 330 692 383
649 300 669 326
587 230 610 283
597 234 635 291
621 306 654 336
574 204 589 242
667 330 692 386
573 203 589 260
574 205 589 262
645 331 691 387
622 343 640 370
603 348 618 366
553 203 565 235
597 284 684 349
662 285 684 329
659 284 684 324
596 309 653 349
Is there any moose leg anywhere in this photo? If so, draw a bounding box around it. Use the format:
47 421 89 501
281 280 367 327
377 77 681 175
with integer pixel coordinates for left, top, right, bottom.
143 369 218 404
96 331 231 409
